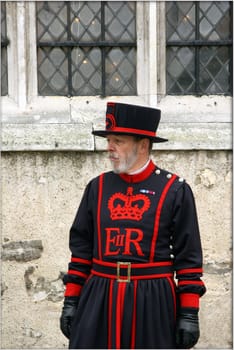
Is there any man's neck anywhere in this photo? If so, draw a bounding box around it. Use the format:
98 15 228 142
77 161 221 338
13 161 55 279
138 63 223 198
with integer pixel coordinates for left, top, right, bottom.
127 158 151 175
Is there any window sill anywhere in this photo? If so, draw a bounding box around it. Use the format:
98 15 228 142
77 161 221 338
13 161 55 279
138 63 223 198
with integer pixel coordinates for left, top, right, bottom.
2 122 231 151
1 95 232 151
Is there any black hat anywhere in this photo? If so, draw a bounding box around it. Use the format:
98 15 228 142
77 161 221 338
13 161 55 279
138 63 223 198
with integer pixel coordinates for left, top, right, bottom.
92 102 168 143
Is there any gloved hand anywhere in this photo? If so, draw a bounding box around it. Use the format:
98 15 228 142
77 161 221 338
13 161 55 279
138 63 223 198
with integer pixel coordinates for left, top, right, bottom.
176 313 200 349
60 296 79 339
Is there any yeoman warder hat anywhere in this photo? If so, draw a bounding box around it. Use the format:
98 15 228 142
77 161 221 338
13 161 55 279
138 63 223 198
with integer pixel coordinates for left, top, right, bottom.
92 102 168 143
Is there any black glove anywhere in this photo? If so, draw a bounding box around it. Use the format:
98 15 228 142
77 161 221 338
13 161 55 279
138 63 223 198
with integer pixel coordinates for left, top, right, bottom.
60 296 79 339
176 313 200 349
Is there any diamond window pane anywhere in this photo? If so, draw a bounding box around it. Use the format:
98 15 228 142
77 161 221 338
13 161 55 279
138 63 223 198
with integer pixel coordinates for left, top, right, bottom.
37 2 68 41
70 2 101 42
166 2 195 42
1 1 8 96
38 47 68 95
199 46 231 94
166 47 195 94
105 47 136 95
105 2 136 42
36 1 136 96
71 47 102 95
199 2 231 40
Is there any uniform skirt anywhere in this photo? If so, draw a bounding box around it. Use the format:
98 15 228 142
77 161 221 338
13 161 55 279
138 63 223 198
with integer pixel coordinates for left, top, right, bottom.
69 274 177 349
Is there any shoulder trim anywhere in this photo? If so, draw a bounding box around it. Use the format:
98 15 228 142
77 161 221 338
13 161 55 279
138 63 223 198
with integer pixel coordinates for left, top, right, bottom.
155 167 186 183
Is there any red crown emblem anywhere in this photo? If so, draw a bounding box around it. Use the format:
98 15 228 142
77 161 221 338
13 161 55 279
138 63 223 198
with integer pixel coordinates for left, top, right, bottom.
108 187 150 221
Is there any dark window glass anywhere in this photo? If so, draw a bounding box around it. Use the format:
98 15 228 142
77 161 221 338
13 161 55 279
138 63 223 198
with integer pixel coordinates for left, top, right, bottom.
36 1 136 97
166 1 233 95
1 2 8 96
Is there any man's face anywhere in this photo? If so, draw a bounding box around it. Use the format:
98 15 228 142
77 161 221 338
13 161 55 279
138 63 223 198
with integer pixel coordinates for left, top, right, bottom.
106 134 141 174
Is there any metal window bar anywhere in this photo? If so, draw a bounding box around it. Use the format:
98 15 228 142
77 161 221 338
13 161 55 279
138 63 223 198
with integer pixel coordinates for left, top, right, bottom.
229 2 233 94
166 1 233 95
1 38 9 47
1 1 9 96
37 1 136 97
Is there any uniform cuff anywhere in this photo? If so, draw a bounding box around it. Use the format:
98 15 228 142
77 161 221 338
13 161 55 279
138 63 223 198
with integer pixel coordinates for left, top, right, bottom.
179 293 200 309
64 283 82 297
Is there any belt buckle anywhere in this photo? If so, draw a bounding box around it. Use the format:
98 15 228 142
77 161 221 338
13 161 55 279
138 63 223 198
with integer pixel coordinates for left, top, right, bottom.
117 261 131 283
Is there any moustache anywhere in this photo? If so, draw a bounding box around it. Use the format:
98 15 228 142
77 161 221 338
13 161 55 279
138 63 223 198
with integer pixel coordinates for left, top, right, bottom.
109 152 119 160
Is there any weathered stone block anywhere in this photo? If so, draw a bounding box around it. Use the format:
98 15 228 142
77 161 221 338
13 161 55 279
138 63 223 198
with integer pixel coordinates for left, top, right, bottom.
24 267 65 302
2 240 43 262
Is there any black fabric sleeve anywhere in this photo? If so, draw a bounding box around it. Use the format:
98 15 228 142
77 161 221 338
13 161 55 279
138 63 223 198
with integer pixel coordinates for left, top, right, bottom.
171 182 206 311
63 179 95 296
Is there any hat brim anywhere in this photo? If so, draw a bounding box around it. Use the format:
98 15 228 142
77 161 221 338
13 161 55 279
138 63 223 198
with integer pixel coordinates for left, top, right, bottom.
92 130 168 143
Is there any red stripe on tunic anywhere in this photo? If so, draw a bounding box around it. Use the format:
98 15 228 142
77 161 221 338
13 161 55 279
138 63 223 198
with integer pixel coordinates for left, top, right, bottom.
97 173 104 260
108 280 114 349
150 174 177 262
167 277 177 320
130 280 138 349
116 283 127 349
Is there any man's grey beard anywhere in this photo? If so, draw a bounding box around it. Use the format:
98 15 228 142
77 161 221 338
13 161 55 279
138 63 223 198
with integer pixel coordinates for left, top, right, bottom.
110 146 138 174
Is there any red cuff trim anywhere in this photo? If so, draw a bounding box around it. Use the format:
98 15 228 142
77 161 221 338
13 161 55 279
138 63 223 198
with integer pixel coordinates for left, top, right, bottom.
64 283 82 297
180 293 200 308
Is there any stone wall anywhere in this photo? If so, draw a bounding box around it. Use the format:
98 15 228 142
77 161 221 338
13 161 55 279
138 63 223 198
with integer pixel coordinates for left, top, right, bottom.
1 150 232 349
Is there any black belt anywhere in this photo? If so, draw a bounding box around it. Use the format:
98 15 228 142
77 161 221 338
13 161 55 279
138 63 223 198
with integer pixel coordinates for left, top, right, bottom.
91 258 174 282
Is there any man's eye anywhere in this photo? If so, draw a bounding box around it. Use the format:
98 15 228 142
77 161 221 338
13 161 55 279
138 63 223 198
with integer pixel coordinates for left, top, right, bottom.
116 139 124 145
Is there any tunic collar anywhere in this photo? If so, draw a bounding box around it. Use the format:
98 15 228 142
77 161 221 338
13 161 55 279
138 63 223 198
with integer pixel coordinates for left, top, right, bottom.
119 160 156 183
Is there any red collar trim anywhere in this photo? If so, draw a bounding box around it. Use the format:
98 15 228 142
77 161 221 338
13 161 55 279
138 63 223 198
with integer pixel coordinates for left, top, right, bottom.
119 160 156 183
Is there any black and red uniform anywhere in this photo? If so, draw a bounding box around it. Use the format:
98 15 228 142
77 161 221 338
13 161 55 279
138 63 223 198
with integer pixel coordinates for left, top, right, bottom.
63 160 206 349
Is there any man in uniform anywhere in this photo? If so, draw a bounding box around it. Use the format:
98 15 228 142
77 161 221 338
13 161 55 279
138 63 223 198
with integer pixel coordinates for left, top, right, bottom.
60 102 206 349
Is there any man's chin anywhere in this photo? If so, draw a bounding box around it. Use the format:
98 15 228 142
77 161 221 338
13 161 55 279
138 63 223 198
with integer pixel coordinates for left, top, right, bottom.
112 167 121 174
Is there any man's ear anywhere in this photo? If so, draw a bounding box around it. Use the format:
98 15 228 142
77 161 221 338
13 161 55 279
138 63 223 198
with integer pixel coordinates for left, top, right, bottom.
139 138 150 154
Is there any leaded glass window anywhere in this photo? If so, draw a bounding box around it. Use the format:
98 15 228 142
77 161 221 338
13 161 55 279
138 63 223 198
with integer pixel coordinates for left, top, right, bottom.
1 2 9 96
36 1 136 97
166 1 233 95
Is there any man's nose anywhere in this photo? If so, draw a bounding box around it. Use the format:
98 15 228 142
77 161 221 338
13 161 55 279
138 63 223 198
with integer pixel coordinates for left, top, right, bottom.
107 140 115 152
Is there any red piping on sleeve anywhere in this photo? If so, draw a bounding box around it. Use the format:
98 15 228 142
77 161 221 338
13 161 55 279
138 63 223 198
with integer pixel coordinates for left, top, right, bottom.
150 174 177 262
71 257 92 265
177 268 203 275
68 269 89 279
